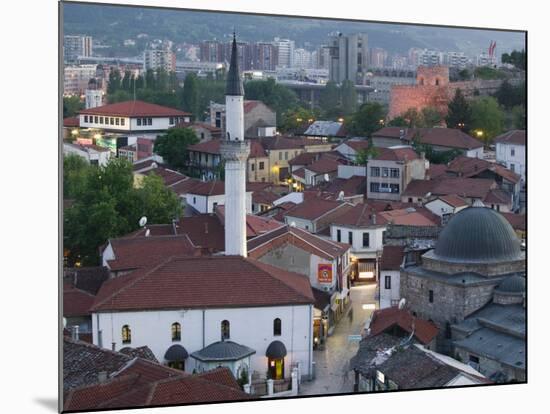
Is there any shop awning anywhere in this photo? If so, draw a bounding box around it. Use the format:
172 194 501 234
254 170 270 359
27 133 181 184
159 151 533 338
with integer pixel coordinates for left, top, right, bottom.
265 340 287 359
164 344 189 361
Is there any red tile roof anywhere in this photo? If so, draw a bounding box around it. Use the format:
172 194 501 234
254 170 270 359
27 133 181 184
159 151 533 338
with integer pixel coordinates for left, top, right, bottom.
312 175 366 198
177 215 225 252
284 198 351 221
483 189 511 205
373 127 483 150
106 235 200 272
369 307 439 345
188 138 267 157
379 207 439 227
374 146 419 162
427 164 449 180
500 212 526 232
169 177 203 195
288 152 318 166
437 194 468 208
63 285 96 317
142 167 188 186
63 116 80 127
494 130 525 145
305 157 342 174
215 205 284 237
243 100 264 113
447 156 520 184
332 203 388 227
79 100 190 117
92 255 314 312
187 180 226 196
251 190 280 206
292 168 306 180
432 178 496 199
258 136 327 151
380 246 405 270
341 140 371 152
402 179 438 198
248 225 349 261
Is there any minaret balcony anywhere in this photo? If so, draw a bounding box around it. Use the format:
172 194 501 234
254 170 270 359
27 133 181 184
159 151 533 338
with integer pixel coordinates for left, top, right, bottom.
220 140 250 162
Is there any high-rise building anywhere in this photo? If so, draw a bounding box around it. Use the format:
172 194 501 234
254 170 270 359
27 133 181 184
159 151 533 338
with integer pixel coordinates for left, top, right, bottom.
443 52 469 68
220 34 250 257
369 47 388 68
199 40 225 62
327 33 369 85
293 48 313 69
273 38 295 68
417 49 442 67
316 46 331 70
253 43 278 71
64 35 93 63
144 49 176 72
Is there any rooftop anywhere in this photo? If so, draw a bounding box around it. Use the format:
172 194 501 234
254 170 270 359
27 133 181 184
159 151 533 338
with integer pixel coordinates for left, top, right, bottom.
368 307 439 345
79 100 191 117
373 127 484 150
494 130 525 146
284 198 351 221
92 255 314 312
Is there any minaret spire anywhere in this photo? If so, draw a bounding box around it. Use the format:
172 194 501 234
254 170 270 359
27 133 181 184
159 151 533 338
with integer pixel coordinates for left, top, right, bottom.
220 32 250 256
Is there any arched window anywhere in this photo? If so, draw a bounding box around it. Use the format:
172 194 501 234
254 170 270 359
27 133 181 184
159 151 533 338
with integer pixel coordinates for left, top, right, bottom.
435 78 440 86
273 318 282 336
171 322 181 341
221 320 230 340
122 325 131 344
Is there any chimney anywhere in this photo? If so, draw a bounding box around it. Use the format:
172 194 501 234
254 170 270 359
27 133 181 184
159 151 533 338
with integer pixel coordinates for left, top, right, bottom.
111 342 116 351
71 325 80 341
399 129 405 140
98 371 108 384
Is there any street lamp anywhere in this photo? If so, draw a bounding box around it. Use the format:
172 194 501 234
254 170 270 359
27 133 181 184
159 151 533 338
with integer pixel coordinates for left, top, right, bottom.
475 130 484 138
71 129 79 136
338 118 344 123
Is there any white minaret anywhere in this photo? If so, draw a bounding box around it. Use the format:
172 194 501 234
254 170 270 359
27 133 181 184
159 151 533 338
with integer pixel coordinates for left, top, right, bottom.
220 34 250 257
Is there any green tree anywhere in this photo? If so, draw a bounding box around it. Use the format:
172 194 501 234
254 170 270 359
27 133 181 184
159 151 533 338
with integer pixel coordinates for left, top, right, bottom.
182 73 199 120
136 174 182 224
154 127 199 170
494 80 525 109
107 90 132 103
501 49 526 70
156 68 169 92
121 70 132 92
511 105 526 130
319 81 340 116
107 69 122 94
458 69 471 81
340 80 357 115
401 108 423 128
387 116 408 127
244 78 298 124
346 102 386 137
280 106 318 134
446 88 472 131
469 96 505 143
474 66 507 80
145 68 155 89
420 107 444 128
63 96 84 118
63 154 89 199
135 74 145 90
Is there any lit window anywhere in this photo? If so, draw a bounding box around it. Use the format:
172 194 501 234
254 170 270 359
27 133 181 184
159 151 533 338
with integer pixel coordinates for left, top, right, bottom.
221 320 230 340
122 325 131 344
171 322 181 341
273 318 281 336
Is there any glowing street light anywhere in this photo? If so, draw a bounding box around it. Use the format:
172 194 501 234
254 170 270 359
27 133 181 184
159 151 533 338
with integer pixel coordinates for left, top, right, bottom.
94 133 101 140
338 118 344 123
71 129 79 136
475 130 484 138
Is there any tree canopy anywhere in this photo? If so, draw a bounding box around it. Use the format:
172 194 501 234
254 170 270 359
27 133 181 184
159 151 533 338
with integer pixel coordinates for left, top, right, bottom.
346 102 386 137
63 96 84 118
469 96 505 143
446 88 472 132
244 78 298 124
154 127 199 170
501 49 526 71
63 156 182 266
182 73 199 120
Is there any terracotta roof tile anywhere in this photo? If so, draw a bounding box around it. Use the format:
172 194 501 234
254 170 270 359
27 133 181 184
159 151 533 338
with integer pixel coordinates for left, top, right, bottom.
305 157 342 174
369 307 439 345
143 167 188 186
437 194 468 208
374 146 419 162
379 207 439 227
63 285 96 317
373 127 483 150
494 130 525 145
79 100 190 117
92 255 314 312
447 156 520 184
187 180 226 196
284 198 351 221
63 116 80 127
380 246 405 270
500 212 526 232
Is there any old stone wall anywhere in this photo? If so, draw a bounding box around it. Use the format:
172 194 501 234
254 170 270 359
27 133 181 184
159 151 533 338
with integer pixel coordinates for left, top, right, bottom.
421 255 526 277
454 347 525 382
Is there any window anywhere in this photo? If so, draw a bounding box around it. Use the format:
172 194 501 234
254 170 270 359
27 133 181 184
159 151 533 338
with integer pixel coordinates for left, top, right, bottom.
381 167 389 177
251 163 255 171
284 151 288 160
94 116 98 123
121 118 125 126
201 133 205 140
99 116 103 124
122 325 131 344
273 318 281 336
510 163 515 172
370 167 380 177
213 202 218 210
384 276 391 290
382 231 387 244
370 182 380 193
259 161 265 170
84 115 88 123
171 322 181 341
193 197 196 204
362 232 370 247
115 118 120 125
408 198 413 203
336 229 341 242
429 290 434 303
148 118 152 125
221 320 230 340
137 118 142 126
169 117 174 125
348 232 353 245
511 147 515 157
390 183 400 193
279 152 282 160
390 168 400 178
110 117 114 125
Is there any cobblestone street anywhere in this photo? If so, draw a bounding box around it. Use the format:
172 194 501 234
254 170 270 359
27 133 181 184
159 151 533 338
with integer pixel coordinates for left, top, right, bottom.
299 284 379 396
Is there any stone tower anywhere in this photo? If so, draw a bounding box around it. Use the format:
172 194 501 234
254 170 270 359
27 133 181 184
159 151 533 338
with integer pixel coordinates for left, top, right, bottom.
85 78 103 109
220 34 250 257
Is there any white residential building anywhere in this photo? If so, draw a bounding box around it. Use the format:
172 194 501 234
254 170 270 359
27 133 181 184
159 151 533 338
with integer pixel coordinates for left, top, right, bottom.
63 143 111 166
495 130 526 183
378 246 405 309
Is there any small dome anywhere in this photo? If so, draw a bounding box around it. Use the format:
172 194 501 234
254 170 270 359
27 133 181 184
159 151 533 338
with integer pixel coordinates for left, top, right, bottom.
496 275 526 294
433 207 522 263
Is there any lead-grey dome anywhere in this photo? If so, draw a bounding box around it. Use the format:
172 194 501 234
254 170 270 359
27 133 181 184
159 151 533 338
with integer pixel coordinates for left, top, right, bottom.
433 207 522 263
496 275 526 294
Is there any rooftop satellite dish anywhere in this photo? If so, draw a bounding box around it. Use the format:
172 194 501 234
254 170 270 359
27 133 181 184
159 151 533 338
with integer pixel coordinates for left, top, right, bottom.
324 173 330 181
290 221 297 227
151 162 158 169
337 191 345 201
398 298 406 310
139 216 147 227
145 229 151 237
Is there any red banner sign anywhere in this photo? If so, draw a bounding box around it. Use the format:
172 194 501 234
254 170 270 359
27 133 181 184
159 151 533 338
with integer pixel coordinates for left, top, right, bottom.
318 264 333 284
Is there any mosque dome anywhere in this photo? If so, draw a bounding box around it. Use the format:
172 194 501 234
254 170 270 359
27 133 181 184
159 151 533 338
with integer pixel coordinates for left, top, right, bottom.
433 207 522 263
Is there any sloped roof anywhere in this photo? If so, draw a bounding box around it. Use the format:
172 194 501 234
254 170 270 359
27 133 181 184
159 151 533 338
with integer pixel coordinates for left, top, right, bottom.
63 116 80 127
63 284 96 317
380 246 405 271
142 167 188 186
402 179 438 198
373 127 484 150
340 139 371 152
500 212 526 232
437 194 469 208
187 180 226 196
79 100 190 117
304 121 345 137
188 139 266 157
191 341 256 362
312 175 366 198
494 130 525 145
91 255 314 312
374 146 419 162
331 203 388 227
284 198 351 221
106 235 200 272
432 178 496 199
305 157 342 174
379 207 439 227
447 156 520 184
369 307 439 345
